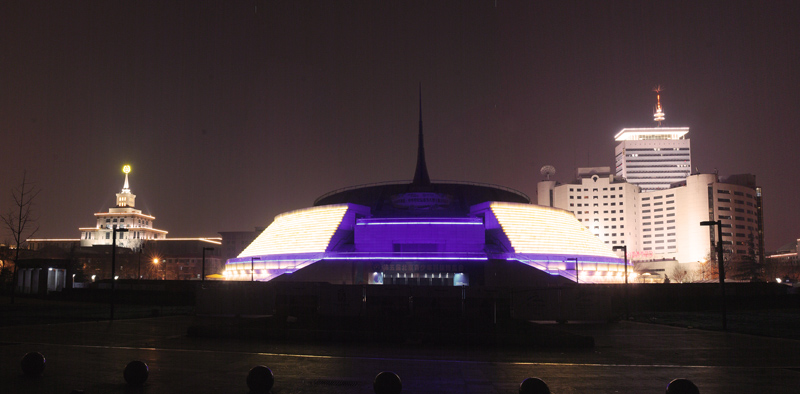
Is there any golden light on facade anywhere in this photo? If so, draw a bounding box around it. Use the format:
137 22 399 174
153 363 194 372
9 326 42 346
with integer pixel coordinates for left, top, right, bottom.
238 205 350 257
488 202 618 258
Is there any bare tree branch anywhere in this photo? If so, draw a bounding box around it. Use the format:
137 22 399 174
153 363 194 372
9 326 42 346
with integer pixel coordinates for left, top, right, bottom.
2 171 41 303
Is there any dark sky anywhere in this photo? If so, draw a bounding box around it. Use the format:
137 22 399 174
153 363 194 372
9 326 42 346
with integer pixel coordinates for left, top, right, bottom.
2 1 798 251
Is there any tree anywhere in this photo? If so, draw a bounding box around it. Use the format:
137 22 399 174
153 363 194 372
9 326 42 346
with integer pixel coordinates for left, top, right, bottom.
736 230 763 282
671 264 692 283
1 171 41 303
695 243 737 282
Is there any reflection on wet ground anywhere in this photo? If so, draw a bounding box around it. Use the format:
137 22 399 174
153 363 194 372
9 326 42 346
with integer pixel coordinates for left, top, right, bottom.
1 314 799 393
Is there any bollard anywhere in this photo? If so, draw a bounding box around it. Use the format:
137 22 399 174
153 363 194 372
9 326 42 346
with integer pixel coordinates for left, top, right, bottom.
247 365 274 393
666 378 699 394
21 352 46 377
123 360 149 386
373 371 402 394
519 377 551 394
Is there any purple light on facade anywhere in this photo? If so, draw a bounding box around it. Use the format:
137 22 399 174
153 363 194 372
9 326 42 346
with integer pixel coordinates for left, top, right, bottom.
508 257 626 266
356 221 482 226
326 256 488 261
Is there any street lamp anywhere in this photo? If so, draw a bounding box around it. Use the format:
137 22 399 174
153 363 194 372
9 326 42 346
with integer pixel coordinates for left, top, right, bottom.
701 219 727 331
251 256 261 282
110 226 128 321
566 257 579 284
202 247 214 281
137 244 144 280
612 245 630 319
152 258 160 280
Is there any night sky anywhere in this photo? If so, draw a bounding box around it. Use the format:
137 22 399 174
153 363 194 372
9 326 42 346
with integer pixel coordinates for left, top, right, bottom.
2 1 798 251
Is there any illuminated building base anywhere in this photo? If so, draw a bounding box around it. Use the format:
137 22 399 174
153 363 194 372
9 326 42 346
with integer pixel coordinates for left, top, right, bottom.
224 202 628 285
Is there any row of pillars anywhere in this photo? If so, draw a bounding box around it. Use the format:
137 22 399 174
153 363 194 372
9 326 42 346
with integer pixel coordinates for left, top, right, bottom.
20 352 700 394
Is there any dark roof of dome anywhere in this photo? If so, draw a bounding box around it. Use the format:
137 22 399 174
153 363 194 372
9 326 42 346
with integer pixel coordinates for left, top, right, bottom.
314 181 530 215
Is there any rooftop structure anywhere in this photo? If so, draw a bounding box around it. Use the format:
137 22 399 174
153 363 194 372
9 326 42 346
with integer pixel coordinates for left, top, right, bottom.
653 85 666 125
614 127 689 141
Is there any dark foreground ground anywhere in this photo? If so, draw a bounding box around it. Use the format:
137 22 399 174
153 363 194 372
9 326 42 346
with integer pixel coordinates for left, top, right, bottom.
1 296 799 393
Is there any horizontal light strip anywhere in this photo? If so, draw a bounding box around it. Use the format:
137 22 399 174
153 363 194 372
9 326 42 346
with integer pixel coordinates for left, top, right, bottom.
27 239 80 242
152 238 221 244
767 253 797 258
326 256 487 261
509 258 627 266
79 227 169 234
228 259 310 264
94 212 156 220
357 222 482 226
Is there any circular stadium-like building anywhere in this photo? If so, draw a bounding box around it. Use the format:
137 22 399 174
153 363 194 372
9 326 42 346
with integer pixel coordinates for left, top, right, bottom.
224 100 627 285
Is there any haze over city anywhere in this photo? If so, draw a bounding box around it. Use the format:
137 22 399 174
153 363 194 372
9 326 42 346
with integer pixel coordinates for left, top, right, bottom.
2 1 798 251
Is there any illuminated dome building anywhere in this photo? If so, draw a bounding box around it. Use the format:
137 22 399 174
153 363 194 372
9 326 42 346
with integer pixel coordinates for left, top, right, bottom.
225 98 627 285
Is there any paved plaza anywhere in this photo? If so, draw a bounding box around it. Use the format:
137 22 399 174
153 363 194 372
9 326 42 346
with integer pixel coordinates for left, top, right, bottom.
1 308 799 394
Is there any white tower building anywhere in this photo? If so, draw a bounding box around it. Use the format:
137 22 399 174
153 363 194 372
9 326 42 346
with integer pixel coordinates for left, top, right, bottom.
79 165 167 248
614 88 691 191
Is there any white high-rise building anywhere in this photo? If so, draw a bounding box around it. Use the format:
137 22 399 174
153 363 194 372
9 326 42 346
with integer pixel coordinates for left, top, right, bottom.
614 127 691 191
614 89 691 191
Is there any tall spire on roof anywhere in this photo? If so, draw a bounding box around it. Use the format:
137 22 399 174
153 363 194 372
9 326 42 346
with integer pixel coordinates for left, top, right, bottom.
653 85 665 126
412 83 431 186
117 165 136 207
122 164 131 192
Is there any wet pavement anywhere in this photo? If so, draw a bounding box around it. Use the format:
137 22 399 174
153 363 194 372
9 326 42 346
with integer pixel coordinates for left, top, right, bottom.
1 315 799 393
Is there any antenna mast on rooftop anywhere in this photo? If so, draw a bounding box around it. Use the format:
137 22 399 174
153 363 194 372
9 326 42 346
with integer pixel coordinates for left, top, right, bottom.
412 83 431 186
653 85 665 126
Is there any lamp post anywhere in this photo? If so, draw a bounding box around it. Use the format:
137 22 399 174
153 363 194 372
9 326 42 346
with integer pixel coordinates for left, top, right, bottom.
566 257 579 284
110 226 128 321
612 245 629 319
152 258 160 280
612 245 629 285
137 244 143 280
202 247 214 281
251 256 261 282
701 220 727 331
